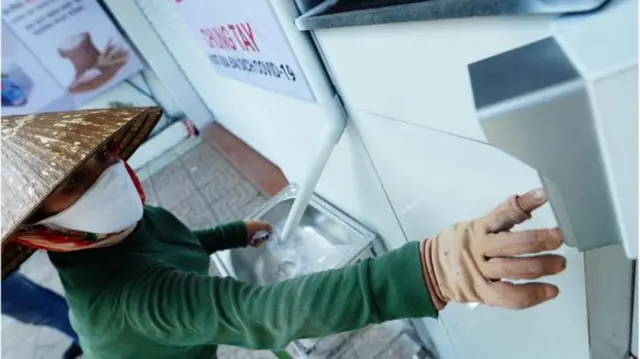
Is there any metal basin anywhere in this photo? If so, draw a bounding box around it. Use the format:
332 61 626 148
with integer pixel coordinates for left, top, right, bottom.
210 185 428 359
212 185 377 285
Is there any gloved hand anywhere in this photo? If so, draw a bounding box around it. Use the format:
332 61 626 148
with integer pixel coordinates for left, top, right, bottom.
420 189 566 310
244 220 273 247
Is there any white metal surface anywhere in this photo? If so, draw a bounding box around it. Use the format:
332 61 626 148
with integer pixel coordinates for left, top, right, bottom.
582 245 635 359
552 0 638 259
311 16 553 142
308 3 637 357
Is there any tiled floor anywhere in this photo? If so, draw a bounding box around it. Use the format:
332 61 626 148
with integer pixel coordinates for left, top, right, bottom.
1 136 425 359
201 122 288 197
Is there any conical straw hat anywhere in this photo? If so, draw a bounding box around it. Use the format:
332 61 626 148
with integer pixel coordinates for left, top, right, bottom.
1 107 163 278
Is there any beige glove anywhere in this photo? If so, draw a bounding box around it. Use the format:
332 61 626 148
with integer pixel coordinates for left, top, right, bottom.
420 189 566 310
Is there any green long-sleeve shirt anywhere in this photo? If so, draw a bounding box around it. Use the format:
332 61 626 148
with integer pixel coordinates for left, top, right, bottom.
49 206 436 359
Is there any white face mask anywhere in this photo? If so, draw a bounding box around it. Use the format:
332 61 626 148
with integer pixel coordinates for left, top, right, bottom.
38 161 143 234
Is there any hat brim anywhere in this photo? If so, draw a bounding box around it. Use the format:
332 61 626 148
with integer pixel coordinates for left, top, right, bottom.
2 107 163 278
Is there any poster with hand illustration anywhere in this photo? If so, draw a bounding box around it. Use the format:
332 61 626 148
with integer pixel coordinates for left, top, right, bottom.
1 0 143 106
1 22 74 116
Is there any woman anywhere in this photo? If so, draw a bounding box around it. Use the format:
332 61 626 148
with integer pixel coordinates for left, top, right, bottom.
1 108 566 359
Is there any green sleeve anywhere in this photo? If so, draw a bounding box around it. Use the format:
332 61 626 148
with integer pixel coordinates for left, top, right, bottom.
119 242 436 349
192 221 247 254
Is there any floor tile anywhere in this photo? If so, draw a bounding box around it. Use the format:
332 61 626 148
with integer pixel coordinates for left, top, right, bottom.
33 330 74 359
183 153 230 189
146 149 179 177
185 162 229 190
373 333 422 359
200 168 243 203
2 325 38 359
249 350 277 358
19 252 64 294
210 182 260 223
181 142 223 164
172 136 204 157
201 122 288 196
170 193 219 230
150 160 197 209
217 345 252 359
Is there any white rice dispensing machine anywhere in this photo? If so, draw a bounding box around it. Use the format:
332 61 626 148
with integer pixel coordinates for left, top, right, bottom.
468 0 637 357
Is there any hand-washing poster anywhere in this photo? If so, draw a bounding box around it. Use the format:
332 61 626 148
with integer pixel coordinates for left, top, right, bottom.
1 22 75 115
1 0 143 113
176 0 315 102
